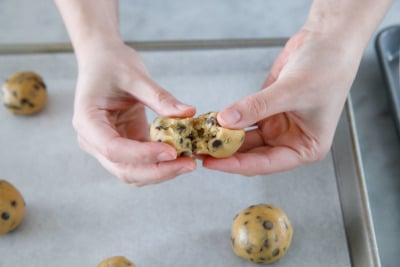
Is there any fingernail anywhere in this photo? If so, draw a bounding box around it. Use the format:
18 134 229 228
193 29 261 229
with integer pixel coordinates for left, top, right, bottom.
157 152 175 161
220 109 241 125
175 103 193 111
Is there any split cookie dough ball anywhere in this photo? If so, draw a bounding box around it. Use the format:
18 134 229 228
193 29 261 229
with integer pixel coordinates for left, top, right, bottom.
97 256 136 267
150 112 244 158
0 180 26 235
1 71 47 115
231 204 293 264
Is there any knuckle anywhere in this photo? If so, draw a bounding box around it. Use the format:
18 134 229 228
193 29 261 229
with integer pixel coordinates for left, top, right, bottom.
72 116 82 133
299 140 330 163
103 140 119 163
154 89 173 105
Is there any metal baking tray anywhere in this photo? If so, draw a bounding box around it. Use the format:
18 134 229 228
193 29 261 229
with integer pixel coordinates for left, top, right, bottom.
376 25 400 137
0 40 378 267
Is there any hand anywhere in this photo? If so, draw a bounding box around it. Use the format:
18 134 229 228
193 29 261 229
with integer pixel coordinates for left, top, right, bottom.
203 29 364 175
73 41 196 186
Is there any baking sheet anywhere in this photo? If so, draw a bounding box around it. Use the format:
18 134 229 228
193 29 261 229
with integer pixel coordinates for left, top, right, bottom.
376 25 400 137
0 47 370 266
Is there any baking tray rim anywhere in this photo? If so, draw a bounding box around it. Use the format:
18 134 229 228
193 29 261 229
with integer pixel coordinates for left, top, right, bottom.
375 24 400 137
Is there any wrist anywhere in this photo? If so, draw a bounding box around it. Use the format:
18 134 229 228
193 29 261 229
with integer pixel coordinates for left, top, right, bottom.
73 32 124 61
55 0 122 58
304 0 392 49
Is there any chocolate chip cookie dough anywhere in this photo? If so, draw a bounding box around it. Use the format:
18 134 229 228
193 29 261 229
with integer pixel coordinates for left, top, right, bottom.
97 256 136 267
231 204 293 264
150 112 244 158
1 71 47 115
0 180 25 235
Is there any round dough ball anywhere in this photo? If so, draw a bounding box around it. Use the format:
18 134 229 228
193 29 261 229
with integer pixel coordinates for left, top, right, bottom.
97 256 136 267
150 112 244 158
0 180 25 235
1 71 47 115
231 204 293 264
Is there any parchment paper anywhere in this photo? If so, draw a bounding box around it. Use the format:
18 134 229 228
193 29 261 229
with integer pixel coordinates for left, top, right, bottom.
0 48 351 267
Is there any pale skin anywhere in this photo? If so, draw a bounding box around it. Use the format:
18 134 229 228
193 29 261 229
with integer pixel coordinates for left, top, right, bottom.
55 0 392 186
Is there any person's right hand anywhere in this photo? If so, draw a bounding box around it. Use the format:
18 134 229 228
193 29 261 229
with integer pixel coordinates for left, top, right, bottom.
73 40 196 186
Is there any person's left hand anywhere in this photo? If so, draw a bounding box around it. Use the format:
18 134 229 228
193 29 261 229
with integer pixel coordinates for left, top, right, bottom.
203 29 364 176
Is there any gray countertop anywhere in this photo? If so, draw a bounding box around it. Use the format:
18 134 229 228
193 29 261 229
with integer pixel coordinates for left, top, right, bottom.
0 1 399 266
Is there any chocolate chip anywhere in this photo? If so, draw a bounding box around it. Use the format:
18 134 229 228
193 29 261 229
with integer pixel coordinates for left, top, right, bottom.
263 239 270 248
179 138 183 144
231 237 235 246
244 211 251 215
197 128 205 138
179 151 191 157
34 84 40 90
188 133 195 140
263 220 274 230
272 248 280 257
39 81 46 89
11 200 17 207
244 220 249 225
20 98 35 108
246 247 253 254
284 221 289 230
1 212 10 220
177 124 186 134
212 139 222 148
155 125 166 130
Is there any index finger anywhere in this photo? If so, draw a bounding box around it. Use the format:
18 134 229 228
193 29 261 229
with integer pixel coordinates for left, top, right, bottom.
203 146 304 176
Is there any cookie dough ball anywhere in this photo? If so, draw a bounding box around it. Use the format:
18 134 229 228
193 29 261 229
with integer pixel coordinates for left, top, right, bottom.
231 204 293 264
1 71 47 115
150 112 244 158
97 256 136 267
0 180 26 235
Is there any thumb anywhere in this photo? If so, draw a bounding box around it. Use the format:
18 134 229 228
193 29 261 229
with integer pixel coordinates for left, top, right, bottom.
128 76 195 118
218 81 293 129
